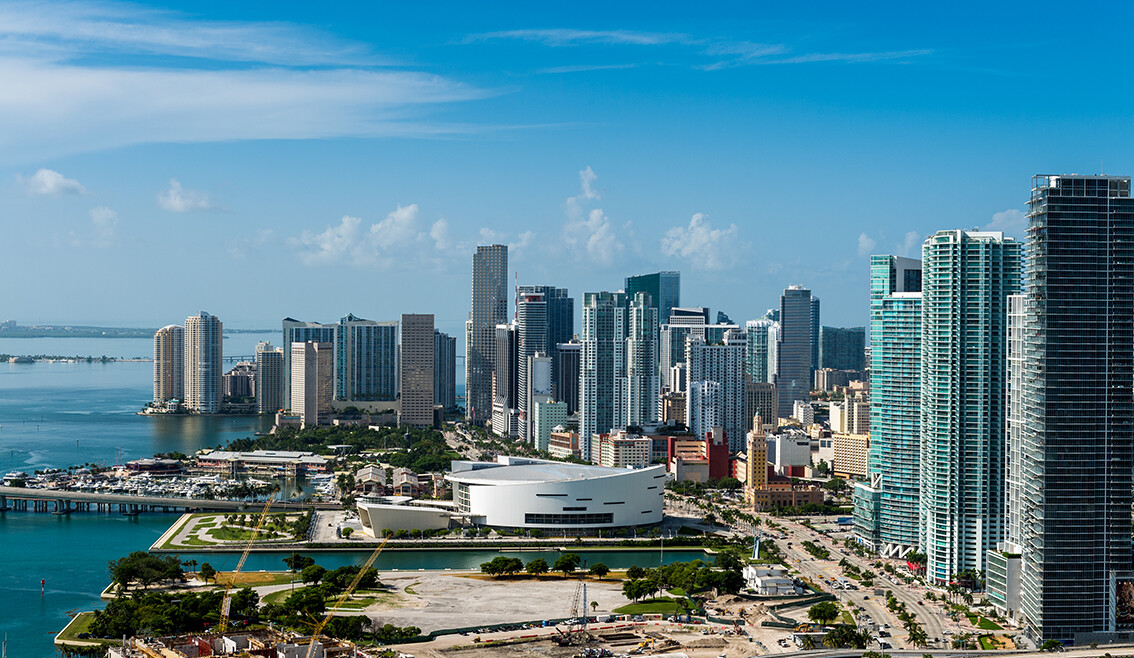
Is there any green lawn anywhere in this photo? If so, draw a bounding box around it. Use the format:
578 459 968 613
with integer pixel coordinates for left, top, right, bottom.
614 597 685 615
56 612 119 646
668 587 688 597
978 635 997 650
977 617 1003 630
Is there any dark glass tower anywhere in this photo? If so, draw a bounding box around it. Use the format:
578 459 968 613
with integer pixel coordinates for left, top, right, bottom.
625 271 680 323
1016 175 1134 643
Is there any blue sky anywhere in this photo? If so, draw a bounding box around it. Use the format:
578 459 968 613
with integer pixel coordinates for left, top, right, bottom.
3 1 1133 340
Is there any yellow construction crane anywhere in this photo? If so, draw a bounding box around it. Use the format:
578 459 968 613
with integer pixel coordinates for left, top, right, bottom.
217 492 277 634
305 536 390 658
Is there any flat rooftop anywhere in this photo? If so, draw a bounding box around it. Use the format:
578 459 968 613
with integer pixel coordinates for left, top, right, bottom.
446 458 661 485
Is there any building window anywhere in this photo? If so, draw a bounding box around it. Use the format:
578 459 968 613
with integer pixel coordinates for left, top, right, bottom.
563 506 587 511
603 501 625 505
525 512 614 525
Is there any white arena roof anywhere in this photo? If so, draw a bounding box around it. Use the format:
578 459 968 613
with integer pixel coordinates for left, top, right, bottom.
446 458 655 485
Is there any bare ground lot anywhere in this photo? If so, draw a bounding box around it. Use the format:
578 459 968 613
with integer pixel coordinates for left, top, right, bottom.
362 573 631 633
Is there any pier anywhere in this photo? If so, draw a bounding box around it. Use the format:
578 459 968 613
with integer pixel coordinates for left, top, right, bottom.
0 486 337 514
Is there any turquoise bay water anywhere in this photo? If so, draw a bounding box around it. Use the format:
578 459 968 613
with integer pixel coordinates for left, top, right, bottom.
0 334 614 657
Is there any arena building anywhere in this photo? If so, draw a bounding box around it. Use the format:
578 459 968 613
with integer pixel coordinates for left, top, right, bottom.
445 456 666 529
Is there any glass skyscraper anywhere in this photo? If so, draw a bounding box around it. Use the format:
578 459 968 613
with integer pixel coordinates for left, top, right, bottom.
1007 175 1134 644
854 256 921 557
466 244 508 425
818 326 866 371
334 314 398 402
625 271 680 324
775 285 813 419
918 230 1020 584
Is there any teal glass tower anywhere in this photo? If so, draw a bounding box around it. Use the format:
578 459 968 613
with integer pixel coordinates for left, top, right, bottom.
854 255 921 557
918 230 1020 585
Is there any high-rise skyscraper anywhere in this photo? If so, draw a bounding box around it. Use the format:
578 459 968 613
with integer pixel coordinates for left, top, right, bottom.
466 244 508 425
744 319 775 384
153 324 184 404
818 326 866 371
989 175 1134 644
625 271 680 324
516 285 573 408
492 322 518 437
621 292 659 429
579 291 626 461
685 330 746 451
183 311 222 413
775 286 813 419
810 295 821 374
282 317 337 406
399 314 435 428
515 288 547 441
255 341 285 414
526 352 553 443
434 330 456 411
291 341 332 427
335 314 398 402
555 340 581 415
919 230 1020 585
853 256 921 557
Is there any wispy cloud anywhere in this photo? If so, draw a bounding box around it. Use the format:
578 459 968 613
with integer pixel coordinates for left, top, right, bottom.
984 208 1027 237
18 168 86 195
857 233 877 257
471 29 688 47
0 1 380 66
0 1 492 161
158 179 215 212
538 63 639 74
67 206 118 248
474 28 931 70
896 231 922 257
562 166 625 264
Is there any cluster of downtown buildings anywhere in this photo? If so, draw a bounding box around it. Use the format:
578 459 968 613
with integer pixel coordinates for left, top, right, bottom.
152 312 458 428
463 245 864 464
851 174 1134 645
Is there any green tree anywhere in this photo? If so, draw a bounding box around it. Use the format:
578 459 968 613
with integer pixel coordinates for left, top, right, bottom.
807 600 839 625
554 553 581 577
823 477 847 493
626 565 646 580
525 558 549 576
1042 640 1064 652
301 564 327 585
283 554 315 572
198 563 216 585
589 563 610 578
341 527 354 539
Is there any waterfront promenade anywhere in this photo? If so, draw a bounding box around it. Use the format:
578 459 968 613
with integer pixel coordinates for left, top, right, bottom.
0 485 337 513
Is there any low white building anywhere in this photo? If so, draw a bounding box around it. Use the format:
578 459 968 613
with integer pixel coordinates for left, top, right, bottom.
445 456 666 529
357 496 453 535
741 564 799 596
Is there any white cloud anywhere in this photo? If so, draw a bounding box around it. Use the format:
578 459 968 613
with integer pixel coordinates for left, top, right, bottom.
857 232 877 257
289 204 457 269
18 168 85 195
157 179 214 212
429 219 451 250
896 231 922 257
290 215 363 266
563 167 623 264
88 206 118 247
472 29 688 47
660 213 745 270
0 2 491 161
984 208 1027 237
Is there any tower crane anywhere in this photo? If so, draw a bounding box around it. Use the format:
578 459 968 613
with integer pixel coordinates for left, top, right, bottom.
305 536 390 658
217 492 277 634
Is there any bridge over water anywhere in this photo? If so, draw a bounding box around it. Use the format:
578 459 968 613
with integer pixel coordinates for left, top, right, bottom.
0 485 339 514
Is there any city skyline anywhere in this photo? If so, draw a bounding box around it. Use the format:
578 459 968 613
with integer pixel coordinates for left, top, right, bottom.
8 2 1132 332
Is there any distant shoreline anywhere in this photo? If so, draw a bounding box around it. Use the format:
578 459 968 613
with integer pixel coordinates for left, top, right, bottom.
0 328 277 339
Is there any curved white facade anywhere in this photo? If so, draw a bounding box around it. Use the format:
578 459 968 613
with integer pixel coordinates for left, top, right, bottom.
445 457 667 529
